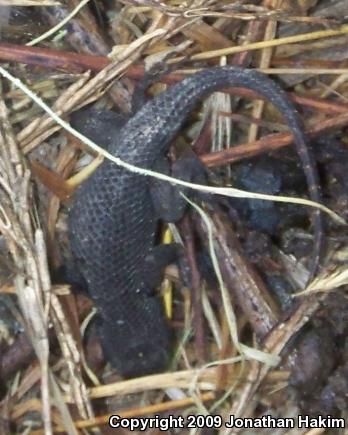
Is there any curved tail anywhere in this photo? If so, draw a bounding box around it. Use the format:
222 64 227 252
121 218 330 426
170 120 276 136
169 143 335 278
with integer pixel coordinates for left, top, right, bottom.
121 66 323 284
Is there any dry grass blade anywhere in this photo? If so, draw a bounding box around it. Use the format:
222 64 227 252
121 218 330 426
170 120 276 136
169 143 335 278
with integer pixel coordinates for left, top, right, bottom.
0 70 92 435
0 82 53 434
184 196 280 367
0 0 59 5
187 24 348 61
218 292 328 434
26 0 92 47
296 266 348 295
31 392 215 434
15 28 165 154
50 292 94 420
85 367 217 400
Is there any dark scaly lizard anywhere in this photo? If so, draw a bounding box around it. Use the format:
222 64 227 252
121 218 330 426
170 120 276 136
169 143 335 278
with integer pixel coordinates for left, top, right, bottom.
68 66 323 377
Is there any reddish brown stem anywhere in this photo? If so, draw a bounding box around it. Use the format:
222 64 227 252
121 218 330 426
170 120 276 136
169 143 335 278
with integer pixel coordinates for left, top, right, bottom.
0 42 108 73
1 43 348 117
193 206 279 339
201 112 348 168
180 216 205 363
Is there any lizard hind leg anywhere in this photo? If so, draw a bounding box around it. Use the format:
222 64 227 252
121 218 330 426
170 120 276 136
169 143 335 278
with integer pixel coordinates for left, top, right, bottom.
150 153 207 222
141 243 183 291
70 107 128 150
96 296 172 377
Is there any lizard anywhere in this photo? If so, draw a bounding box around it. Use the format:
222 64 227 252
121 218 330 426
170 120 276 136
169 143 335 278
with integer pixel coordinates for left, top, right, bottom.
68 66 323 378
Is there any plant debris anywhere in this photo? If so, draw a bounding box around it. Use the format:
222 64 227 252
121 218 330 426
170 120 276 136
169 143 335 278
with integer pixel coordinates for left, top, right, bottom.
0 1 347 434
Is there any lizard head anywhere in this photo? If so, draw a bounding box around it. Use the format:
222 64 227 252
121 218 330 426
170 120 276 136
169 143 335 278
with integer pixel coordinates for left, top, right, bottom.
97 307 172 378
117 341 170 378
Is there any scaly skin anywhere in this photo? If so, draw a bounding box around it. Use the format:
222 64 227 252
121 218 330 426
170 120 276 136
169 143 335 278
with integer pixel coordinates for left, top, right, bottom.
68 66 322 377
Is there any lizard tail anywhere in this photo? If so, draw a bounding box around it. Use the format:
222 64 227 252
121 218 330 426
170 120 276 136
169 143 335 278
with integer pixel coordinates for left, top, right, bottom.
122 66 323 284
